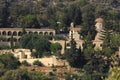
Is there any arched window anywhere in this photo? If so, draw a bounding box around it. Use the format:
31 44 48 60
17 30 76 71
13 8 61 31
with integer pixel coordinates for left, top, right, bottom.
18 38 21 42
18 31 22 36
8 31 12 36
44 32 48 35
28 31 33 34
13 31 17 36
13 38 17 42
34 32 38 35
7 38 11 42
50 32 53 36
39 32 43 35
2 31 6 36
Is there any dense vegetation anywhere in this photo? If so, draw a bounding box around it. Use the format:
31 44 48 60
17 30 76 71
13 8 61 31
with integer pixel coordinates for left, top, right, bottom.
0 0 120 80
0 0 120 32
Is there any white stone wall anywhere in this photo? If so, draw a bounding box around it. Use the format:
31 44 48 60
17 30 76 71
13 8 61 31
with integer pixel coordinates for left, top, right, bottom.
69 30 80 41
19 56 57 66
50 40 65 54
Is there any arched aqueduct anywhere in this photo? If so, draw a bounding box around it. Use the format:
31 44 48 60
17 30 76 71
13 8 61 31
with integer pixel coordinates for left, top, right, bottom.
0 28 55 42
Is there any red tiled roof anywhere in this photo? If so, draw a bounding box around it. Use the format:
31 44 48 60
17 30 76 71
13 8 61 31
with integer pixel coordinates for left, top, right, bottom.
95 18 104 23
71 28 81 31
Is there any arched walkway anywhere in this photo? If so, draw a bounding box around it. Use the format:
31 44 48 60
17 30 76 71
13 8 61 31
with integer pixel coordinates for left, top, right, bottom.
28 31 33 34
50 32 53 36
13 31 17 36
2 31 6 36
44 32 48 35
7 38 11 42
34 32 38 35
18 38 21 42
8 31 12 36
39 32 43 35
18 31 22 36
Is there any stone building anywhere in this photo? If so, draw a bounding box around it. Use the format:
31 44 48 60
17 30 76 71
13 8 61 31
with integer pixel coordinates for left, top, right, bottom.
93 18 104 50
0 28 55 42
0 18 105 54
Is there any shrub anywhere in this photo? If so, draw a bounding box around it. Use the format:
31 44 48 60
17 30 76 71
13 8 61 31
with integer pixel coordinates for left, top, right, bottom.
33 60 43 66
21 60 30 66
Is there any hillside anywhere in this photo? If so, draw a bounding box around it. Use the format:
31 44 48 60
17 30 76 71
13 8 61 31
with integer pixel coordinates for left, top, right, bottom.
0 0 119 32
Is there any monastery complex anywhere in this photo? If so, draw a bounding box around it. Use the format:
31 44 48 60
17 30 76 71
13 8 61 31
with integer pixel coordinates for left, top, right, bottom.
0 18 120 66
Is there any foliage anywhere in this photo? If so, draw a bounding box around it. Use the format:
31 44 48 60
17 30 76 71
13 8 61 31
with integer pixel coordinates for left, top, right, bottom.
21 60 30 66
0 36 7 41
83 52 110 80
65 73 80 80
82 33 95 59
33 60 43 66
0 44 10 49
34 35 51 58
0 53 21 70
80 4 96 40
0 68 52 80
10 34 14 52
105 54 120 80
0 68 58 80
20 34 51 58
53 35 66 40
0 69 29 80
101 30 114 56
20 33 36 52
0 0 119 32
65 38 85 68
50 42 62 54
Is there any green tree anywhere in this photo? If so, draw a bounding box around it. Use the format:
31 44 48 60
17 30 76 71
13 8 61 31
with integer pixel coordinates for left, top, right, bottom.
0 53 20 70
50 42 62 55
0 69 29 80
80 4 96 40
101 30 113 56
82 33 95 59
83 52 110 80
105 54 120 80
10 34 14 52
20 33 37 52
65 38 85 68
0 0 10 28
21 60 30 66
34 35 51 58
33 60 43 66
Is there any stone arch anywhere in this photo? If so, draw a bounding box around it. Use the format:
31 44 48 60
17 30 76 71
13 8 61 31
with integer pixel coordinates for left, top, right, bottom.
18 31 22 36
44 32 48 35
7 38 17 42
2 31 6 36
8 31 12 36
13 31 17 36
34 32 38 35
7 38 11 42
100 44 102 47
39 32 43 35
13 38 17 42
49 32 53 36
18 38 21 42
28 31 33 34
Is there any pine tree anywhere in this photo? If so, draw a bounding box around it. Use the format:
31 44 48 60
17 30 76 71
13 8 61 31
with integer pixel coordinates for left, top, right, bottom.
100 30 113 56
10 34 14 52
65 35 85 68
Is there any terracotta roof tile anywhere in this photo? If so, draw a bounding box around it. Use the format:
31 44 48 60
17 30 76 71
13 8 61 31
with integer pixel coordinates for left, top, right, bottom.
95 18 104 23
71 28 81 31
